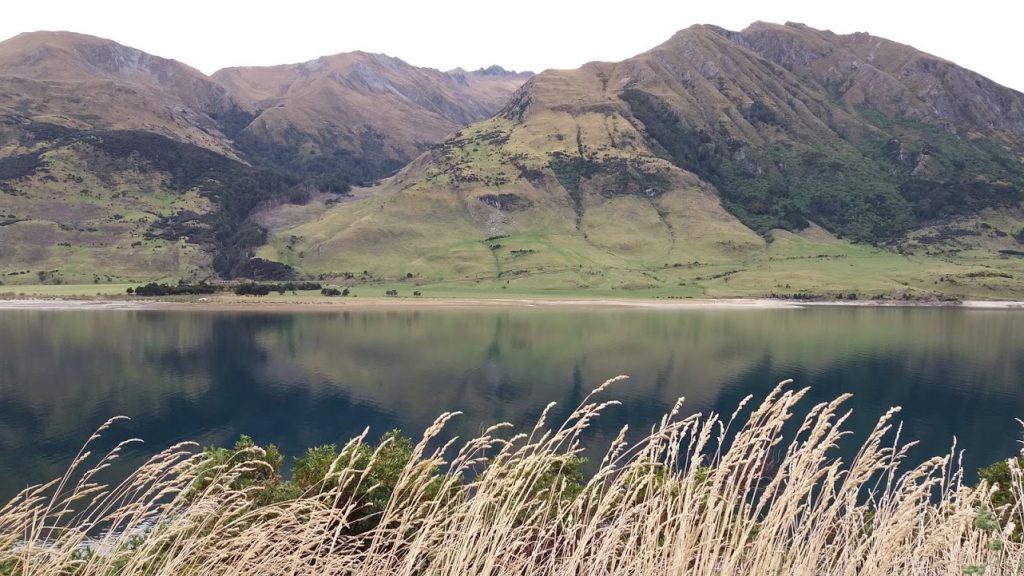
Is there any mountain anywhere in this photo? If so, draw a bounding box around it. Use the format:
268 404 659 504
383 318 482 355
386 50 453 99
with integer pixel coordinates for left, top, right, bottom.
261 22 1024 298
2 24 1023 297
213 55 530 187
0 31 247 157
0 32 529 284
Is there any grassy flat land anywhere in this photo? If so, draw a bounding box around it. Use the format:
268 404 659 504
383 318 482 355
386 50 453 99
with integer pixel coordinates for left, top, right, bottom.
253 185 1024 301
7 240 1024 304
8 209 1024 301
0 283 139 297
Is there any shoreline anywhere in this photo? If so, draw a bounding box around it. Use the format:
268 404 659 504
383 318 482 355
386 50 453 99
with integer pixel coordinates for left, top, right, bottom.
0 296 1021 312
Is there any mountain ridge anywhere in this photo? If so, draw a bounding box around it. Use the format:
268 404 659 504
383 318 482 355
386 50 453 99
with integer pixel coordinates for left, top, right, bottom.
2 23 1023 298
212 51 530 181
256 21 1024 298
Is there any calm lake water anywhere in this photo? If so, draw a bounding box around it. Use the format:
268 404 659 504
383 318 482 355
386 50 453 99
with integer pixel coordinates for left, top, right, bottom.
0 307 1021 500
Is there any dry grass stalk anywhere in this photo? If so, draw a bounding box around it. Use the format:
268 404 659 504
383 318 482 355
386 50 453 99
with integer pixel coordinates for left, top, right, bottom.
1 378 1021 575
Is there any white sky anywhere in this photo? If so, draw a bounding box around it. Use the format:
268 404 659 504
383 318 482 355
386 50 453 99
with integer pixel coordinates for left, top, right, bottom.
1 0 1022 91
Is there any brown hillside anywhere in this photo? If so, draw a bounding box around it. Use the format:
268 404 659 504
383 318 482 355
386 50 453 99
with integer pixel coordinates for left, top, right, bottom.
0 31 244 158
213 54 530 168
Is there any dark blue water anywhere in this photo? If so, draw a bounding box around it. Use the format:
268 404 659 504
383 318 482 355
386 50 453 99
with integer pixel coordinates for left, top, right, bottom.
0 307 1021 499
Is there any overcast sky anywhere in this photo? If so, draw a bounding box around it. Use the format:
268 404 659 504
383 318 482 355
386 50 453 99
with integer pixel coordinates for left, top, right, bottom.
2 0 1022 91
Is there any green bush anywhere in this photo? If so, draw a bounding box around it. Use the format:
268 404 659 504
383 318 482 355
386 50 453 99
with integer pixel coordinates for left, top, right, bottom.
0 152 43 181
977 456 1024 540
234 283 271 296
131 282 217 297
190 435 295 506
189 431 445 535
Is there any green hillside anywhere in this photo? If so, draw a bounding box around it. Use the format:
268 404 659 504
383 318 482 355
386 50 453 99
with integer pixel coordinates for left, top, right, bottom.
0 119 309 283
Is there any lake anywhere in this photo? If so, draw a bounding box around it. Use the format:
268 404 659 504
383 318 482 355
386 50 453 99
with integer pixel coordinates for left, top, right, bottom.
0 306 1021 501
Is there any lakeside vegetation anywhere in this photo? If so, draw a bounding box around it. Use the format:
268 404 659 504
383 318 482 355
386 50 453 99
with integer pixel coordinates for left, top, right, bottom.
1 380 1021 575
1 277 1022 303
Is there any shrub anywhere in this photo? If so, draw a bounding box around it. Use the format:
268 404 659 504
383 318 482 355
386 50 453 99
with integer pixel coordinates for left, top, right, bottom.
233 283 271 296
132 282 217 297
0 152 43 181
977 456 1024 540
189 435 295 506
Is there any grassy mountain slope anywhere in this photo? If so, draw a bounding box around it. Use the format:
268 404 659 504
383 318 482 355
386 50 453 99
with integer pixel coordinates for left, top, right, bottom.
261 22 1024 298
0 119 307 283
0 132 212 285
621 22 1024 241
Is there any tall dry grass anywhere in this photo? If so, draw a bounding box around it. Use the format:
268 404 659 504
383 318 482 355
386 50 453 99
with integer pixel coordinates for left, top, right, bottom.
1 378 1021 575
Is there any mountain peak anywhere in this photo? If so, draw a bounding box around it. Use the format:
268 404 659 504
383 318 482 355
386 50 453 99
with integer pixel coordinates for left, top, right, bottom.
473 64 529 77
210 47 531 166
0 29 244 158
3 29 117 49
0 28 208 82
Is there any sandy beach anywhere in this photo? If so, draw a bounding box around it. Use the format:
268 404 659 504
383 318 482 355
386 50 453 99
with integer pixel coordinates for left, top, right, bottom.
0 296 1021 312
